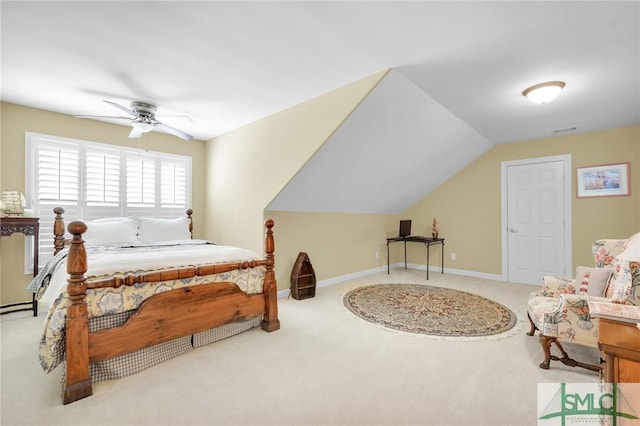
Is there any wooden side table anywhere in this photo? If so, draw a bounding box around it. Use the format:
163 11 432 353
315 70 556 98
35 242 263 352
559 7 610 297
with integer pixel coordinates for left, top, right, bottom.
1 216 39 316
599 317 640 383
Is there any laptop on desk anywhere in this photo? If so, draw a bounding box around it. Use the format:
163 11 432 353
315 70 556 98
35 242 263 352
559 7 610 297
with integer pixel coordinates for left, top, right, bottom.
399 220 411 238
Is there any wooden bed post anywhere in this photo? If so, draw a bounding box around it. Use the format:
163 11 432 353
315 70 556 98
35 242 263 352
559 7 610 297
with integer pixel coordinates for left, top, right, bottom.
186 208 193 238
261 219 280 332
63 221 92 404
53 207 65 255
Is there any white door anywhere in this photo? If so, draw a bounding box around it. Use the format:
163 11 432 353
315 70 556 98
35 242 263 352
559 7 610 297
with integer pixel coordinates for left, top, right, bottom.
502 156 571 285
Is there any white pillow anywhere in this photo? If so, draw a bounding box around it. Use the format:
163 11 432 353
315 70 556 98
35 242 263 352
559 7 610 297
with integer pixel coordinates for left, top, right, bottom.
137 217 191 242
575 266 612 296
83 218 139 245
90 216 135 224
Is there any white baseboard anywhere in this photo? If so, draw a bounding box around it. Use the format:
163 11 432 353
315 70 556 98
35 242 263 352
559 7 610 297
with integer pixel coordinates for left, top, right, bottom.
405 262 504 282
276 263 505 299
277 265 388 299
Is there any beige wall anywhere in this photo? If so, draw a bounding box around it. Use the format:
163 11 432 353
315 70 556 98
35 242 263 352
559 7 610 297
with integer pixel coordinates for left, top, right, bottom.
205 71 388 252
264 211 397 289
2 95 637 301
269 128 638 290
0 102 207 304
207 67 637 291
403 126 639 275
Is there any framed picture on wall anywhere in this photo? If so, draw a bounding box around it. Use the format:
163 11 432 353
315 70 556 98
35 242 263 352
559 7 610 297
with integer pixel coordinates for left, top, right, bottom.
576 162 630 198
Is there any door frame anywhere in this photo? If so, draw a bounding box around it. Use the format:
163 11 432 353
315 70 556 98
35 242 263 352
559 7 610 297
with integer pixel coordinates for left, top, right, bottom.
500 154 572 283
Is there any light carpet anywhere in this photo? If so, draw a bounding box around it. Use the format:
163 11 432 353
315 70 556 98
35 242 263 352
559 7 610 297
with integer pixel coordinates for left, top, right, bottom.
0 269 601 426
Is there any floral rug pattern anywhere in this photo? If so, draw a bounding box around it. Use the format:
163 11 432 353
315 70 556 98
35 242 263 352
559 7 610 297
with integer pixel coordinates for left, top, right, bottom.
344 284 517 337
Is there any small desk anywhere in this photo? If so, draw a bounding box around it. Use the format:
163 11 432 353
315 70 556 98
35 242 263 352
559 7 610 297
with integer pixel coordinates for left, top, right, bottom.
386 236 445 280
1 216 39 316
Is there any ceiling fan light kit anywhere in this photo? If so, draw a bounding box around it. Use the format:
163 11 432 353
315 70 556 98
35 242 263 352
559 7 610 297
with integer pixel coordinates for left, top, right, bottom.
75 100 193 141
132 121 154 133
522 80 566 104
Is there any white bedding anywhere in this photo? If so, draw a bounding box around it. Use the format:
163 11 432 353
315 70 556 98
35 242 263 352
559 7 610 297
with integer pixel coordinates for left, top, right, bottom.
39 240 262 306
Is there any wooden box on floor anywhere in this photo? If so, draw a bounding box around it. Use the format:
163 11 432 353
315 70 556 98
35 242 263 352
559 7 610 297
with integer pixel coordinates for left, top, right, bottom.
290 252 316 300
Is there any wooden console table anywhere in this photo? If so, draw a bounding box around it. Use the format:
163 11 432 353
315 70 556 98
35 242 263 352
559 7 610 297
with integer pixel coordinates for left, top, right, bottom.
1 216 39 316
386 236 444 280
598 317 640 383
589 301 640 383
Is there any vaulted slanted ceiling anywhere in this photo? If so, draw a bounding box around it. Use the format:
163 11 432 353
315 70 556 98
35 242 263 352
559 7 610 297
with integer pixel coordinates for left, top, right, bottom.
2 2 638 217
268 69 493 214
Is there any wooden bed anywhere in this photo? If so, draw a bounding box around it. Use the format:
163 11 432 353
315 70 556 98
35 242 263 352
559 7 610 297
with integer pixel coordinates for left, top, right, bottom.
47 207 279 404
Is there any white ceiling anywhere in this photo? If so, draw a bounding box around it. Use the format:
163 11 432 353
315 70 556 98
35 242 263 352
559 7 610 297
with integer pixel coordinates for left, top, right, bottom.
2 2 639 214
2 2 638 143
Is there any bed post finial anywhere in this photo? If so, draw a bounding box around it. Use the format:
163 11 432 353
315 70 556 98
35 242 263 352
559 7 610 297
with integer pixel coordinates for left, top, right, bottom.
261 219 280 332
264 219 274 258
186 209 193 238
63 220 93 404
53 207 65 255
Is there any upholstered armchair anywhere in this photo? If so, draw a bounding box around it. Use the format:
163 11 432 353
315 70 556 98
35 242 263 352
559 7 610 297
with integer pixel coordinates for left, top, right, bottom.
527 234 639 372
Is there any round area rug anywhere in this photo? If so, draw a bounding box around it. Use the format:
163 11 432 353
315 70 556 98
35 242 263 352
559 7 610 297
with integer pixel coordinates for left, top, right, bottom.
344 284 517 338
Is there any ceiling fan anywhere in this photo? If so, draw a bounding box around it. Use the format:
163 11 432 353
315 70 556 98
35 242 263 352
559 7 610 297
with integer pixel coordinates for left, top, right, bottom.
75 100 193 140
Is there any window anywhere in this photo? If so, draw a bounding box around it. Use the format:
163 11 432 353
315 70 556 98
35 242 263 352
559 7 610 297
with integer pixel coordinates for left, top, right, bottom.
25 132 192 271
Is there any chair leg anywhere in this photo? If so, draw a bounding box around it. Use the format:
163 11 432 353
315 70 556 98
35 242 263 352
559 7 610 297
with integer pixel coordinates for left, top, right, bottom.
538 334 602 372
539 335 554 369
526 313 538 336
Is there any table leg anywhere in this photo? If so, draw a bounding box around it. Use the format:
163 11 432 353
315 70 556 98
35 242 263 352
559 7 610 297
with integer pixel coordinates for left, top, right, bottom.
426 243 430 280
404 241 407 269
387 242 390 274
441 241 444 274
33 230 38 317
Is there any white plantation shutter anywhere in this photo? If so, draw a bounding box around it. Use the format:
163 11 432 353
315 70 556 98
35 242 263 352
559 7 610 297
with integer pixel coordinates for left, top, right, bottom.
30 140 82 267
25 132 192 271
37 143 80 203
161 160 187 207
86 148 120 206
126 154 156 207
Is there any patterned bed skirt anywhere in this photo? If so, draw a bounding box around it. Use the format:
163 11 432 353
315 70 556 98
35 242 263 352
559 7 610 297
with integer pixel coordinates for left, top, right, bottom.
60 312 263 383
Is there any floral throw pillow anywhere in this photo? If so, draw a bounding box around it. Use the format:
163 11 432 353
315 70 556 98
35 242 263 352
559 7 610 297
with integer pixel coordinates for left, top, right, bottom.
604 258 633 302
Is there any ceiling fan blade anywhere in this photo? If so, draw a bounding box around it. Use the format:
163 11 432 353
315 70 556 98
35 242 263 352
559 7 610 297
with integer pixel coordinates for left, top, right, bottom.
155 122 193 141
103 100 136 117
128 126 145 139
74 115 132 120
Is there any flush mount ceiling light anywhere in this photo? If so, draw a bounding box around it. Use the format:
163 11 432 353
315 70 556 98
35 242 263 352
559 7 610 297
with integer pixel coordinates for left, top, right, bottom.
522 81 566 104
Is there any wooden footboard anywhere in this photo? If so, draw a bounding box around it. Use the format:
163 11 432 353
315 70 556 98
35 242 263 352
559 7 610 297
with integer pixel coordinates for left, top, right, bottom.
58 214 279 404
